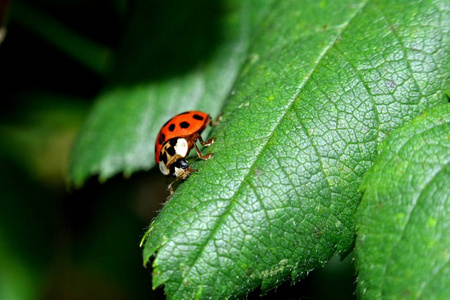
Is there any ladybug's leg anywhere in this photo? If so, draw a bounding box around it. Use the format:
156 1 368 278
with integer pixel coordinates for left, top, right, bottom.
195 133 215 147
193 143 213 160
167 178 178 196
187 165 199 174
210 114 222 126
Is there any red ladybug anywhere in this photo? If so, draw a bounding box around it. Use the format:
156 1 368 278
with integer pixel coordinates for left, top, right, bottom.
155 111 218 193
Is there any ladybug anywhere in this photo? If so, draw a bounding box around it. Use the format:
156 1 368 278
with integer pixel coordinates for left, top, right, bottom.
155 111 218 194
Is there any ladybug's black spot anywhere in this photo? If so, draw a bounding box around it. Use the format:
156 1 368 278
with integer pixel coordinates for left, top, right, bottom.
167 146 176 156
193 114 204 121
169 139 178 146
163 118 172 127
160 151 168 163
180 121 190 129
159 133 165 145
154 144 157 154
168 123 175 132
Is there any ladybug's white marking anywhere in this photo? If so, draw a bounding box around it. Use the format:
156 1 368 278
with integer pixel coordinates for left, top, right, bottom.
159 160 170 175
174 138 188 157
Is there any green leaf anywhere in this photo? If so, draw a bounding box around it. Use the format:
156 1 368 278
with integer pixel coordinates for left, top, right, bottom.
68 0 275 186
142 0 449 298
356 104 450 299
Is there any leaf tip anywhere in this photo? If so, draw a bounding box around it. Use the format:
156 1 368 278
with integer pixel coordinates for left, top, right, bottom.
98 174 108 184
142 220 164 267
65 169 88 190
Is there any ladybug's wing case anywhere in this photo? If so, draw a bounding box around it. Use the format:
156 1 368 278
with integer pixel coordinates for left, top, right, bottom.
154 111 211 163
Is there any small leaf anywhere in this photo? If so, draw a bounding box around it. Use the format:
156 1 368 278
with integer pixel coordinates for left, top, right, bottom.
143 0 449 299
356 104 450 299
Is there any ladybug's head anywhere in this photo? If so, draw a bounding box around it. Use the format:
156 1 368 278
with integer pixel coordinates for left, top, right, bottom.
170 158 188 175
170 158 196 180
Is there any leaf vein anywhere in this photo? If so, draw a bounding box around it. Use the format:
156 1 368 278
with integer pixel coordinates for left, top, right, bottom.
335 45 381 140
375 5 424 102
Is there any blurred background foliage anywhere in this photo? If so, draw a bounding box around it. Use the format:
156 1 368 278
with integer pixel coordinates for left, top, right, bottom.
0 0 355 299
